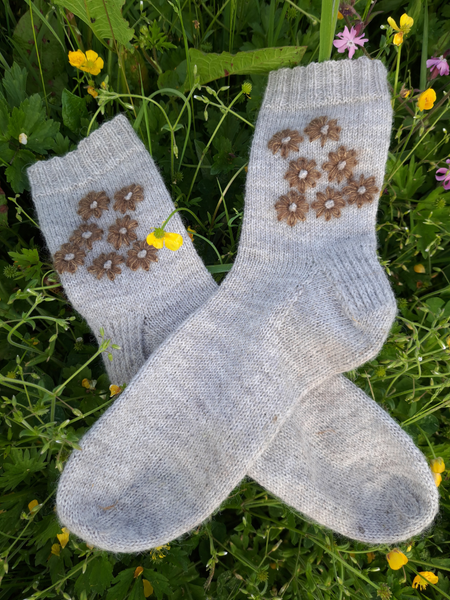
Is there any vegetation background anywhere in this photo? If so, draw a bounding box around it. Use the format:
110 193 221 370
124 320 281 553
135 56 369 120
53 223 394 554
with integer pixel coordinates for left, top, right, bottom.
0 0 449 598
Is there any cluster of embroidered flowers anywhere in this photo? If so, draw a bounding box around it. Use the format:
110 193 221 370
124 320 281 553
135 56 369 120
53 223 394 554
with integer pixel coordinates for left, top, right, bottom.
53 184 159 281
268 117 379 225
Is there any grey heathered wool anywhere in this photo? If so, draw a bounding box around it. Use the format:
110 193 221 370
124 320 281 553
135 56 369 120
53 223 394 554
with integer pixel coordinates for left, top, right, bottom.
28 58 438 552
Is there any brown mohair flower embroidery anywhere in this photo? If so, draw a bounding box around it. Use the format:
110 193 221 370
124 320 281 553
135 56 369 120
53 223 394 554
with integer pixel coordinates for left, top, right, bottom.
77 191 110 220
113 184 144 213
322 146 358 184
87 252 124 281
267 129 304 159
126 240 159 271
274 190 309 226
69 223 103 250
344 174 379 208
54 242 86 274
284 157 321 193
312 187 346 221
107 215 139 250
304 116 341 147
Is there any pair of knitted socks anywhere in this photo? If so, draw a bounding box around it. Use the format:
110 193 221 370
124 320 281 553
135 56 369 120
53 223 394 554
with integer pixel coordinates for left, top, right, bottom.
28 58 438 553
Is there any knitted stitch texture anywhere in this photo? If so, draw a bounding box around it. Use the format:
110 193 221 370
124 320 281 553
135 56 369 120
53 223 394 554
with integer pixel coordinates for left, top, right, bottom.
27 116 217 385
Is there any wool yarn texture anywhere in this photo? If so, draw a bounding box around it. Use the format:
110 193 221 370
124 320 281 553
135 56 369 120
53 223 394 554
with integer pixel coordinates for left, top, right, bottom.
28 58 438 552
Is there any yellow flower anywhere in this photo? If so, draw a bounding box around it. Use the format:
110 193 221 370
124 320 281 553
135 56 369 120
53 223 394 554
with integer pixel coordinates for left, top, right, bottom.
367 552 376 563
68 49 104 75
187 227 195 241
81 378 90 389
87 86 98 98
57 527 70 549
28 499 39 512
413 264 426 273
418 88 436 111
433 471 442 487
134 566 144 578
386 548 408 570
337 11 344 19
147 230 183 251
51 543 61 557
412 571 438 590
143 579 154 597
109 384 122 397
149 544 170 561
387 13 414 45
430 457 445 473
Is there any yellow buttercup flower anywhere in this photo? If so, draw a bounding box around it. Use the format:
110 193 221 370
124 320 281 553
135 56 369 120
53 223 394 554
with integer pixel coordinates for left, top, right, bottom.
386 548 408 570
387 13 414 45
430 457 445 473
109 384 122 397
432 471 442 487
418 88 436 111
28 499 39 512
57 527 70 549
337 11 344 19
366 552 376 563
413 264 426 273
51 543 61 557
147 229 183 251
412 571 438 591
87 86 98 98
134 566 144 578
68 50 104 75
143 579 154 597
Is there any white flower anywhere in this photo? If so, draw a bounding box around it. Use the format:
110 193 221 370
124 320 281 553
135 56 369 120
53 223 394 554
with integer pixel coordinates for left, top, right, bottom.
19 133 28 145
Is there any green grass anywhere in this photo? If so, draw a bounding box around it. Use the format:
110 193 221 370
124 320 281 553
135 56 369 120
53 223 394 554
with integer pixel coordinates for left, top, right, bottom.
0 0 450 598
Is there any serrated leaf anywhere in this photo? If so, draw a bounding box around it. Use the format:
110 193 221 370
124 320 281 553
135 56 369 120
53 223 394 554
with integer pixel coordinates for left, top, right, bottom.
106 568 135 600
62 89 89 133
5 149 35 193
89 555 114 594
142 570 171 600
2 63 28 108
0 448 46 491
183 46 306 90
53 0 134 46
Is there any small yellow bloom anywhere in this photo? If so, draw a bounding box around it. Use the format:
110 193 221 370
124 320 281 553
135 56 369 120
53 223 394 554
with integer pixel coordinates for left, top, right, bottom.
386 548 408 570
87 86 98 98
6 371 16 379
68 49 104 75
418 88 436 111
109 384 122 397
51 543 61 557
143 579 154 597
387 13 414 45
414 264 426 273
187 227 195 241
28 499 39 512
367 552 376 563
433 471 442 487
147 230 183 251
81 378 90 389
134 566 144 578
430 457 445 473
337 11 344 20
68 49 86 69
57 527 70 549
412 571 438 590
149 544 170 561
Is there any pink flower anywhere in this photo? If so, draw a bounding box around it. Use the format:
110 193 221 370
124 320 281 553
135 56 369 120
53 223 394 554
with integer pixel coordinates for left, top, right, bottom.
436 159 450 190
333 26 368 59
427 55 449 79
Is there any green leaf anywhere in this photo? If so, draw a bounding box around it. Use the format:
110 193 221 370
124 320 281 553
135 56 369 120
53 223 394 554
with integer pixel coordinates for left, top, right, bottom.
129 579 146 600
106 568 135 600
34 515 62 548
5 149 35 193
2 63 28 108
61 89 89 133
0 448 46 491
183 46 306 90
142 570 171 599
89 555 114 594
53 0 134 46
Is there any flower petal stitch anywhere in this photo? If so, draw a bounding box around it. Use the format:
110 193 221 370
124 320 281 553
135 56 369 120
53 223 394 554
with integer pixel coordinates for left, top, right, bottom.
70 223 103 250
107 215 139 250
126 240 159 271
77 191 110 220
53 243 86 274
113 184 145 213
275 190 309 226
343 174 379 208
304 116 341 147
268 129 304 159
312 187 346 221
284 157 321 193
322 146 358 184
87 252 124 281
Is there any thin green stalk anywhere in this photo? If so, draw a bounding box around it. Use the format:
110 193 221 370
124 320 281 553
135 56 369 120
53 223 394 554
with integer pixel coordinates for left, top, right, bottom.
27 0 48 114
284 0 320 24
420 0 429 91
393 44 402 106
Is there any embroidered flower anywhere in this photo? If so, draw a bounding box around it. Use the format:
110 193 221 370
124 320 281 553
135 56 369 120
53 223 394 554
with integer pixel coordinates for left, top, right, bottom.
126 240 158 271
107 215 139 250
54 243 86 274
322 146 358 184
69 223 103 250
113 184 144 213
343 174 379 208
304 116 341 147
274 190 309 226
267 129 304 158
87 252 124 281
284 157 321 193
312 187 346 221
77 191 110 221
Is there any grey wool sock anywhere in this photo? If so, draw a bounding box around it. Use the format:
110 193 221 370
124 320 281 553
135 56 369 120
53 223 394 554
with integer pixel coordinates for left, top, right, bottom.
28 58 438 552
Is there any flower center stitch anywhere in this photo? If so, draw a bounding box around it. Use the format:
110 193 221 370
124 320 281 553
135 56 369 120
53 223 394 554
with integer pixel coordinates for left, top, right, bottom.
288 203 298 212
137 249 147 259
337 160 347 170
124 192 133 200
320 125 329 135
90 200 98 209
358 186 366 194
103 260 112 270
281 136 291 144
325 200 335 209
82 231 92 239
64 253 75 261
119 227 128 235
298 169 308 179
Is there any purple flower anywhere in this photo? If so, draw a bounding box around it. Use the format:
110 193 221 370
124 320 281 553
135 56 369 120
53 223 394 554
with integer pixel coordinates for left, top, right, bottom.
436 159 450 190
426 55 450 79
333 26 368 59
